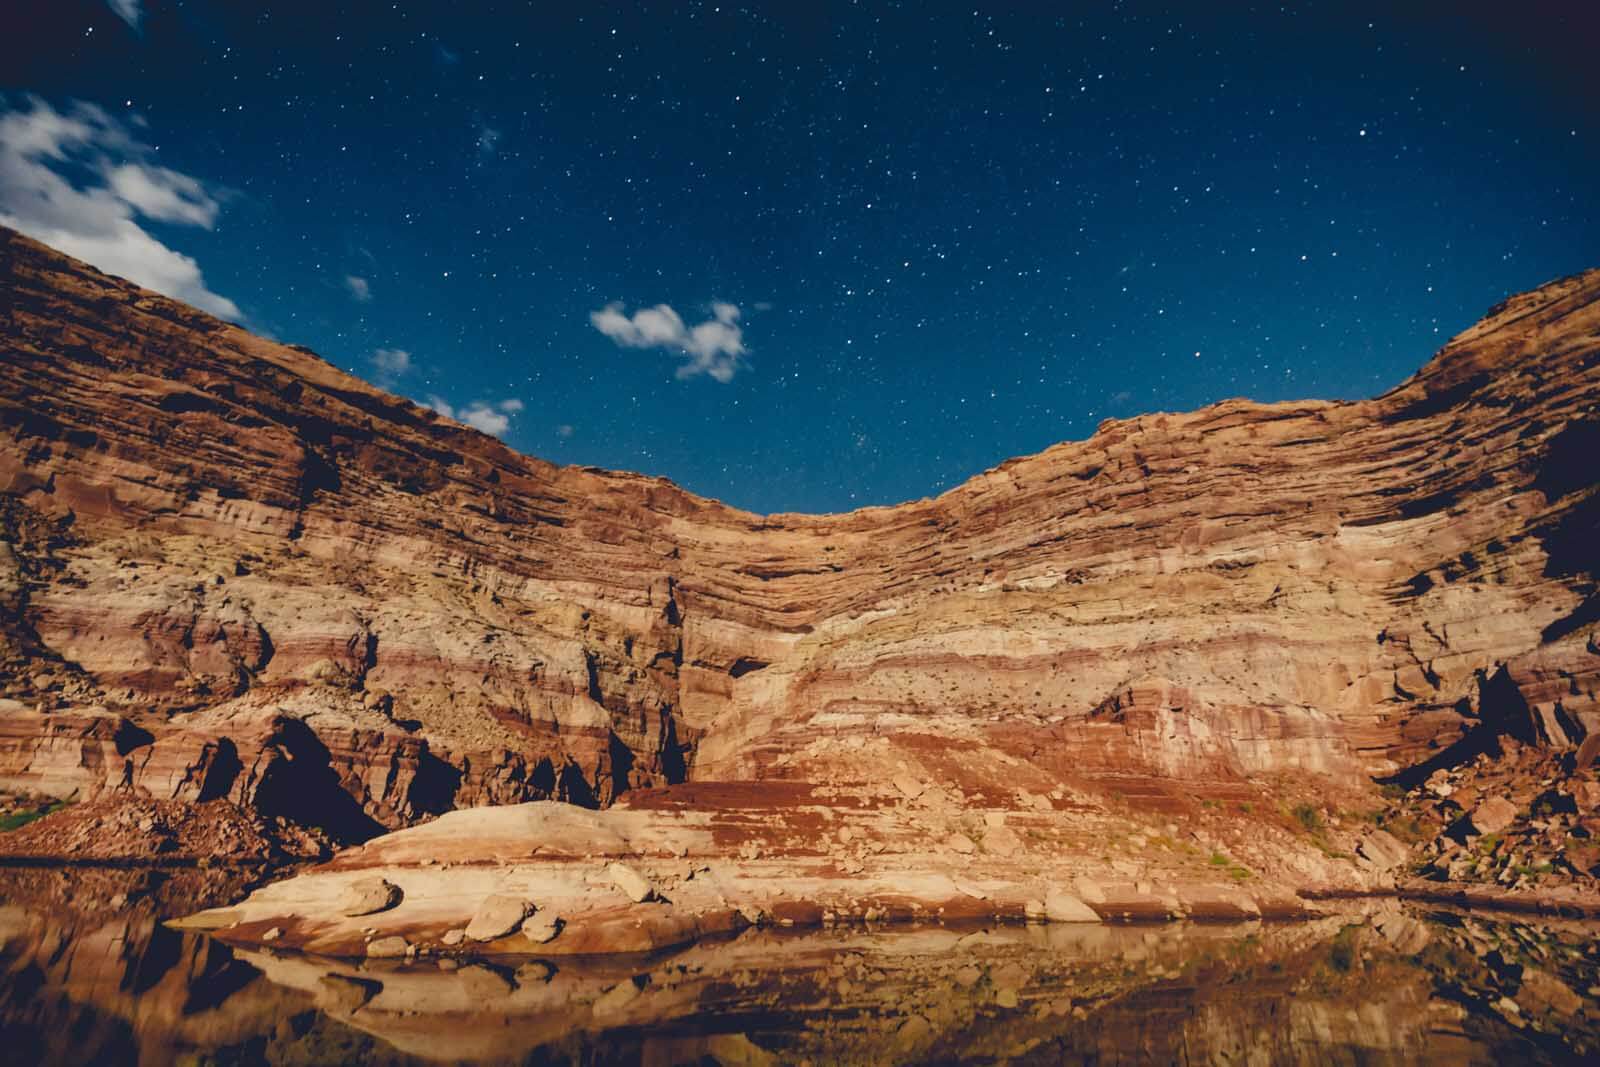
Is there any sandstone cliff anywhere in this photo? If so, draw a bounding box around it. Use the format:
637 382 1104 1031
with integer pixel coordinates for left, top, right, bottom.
2 226 1598 933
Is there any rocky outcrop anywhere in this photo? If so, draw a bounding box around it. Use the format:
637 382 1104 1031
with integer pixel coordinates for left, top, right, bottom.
2 225 1599 921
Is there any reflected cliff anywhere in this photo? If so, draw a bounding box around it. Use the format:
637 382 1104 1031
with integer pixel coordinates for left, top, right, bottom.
2 877 1599 1065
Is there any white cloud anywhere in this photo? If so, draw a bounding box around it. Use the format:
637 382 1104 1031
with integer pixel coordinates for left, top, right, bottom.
107 0 142 30
590 300 748 383
0 97 239 320
103 163 217 225
344 274 371 301
422 395 521 438
369 347 411 383
556 423 575 439
460 404 511 435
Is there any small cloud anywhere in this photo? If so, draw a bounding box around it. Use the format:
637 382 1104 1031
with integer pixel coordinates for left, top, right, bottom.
459 404 510 436
344 274 371 302
476 124 501 158
589 300 748 383
107 0 142 30
369 347 411 384
556 424 575 439
422 395 521 438
0 96 239 319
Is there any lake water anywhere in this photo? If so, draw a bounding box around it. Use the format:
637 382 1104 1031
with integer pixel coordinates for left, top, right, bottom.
2 868 1598 1065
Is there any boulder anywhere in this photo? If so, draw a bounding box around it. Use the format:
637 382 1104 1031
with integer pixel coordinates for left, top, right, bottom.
952 878 989 899
1356 829 1410 871
366 935 409 958
892 775 926 800
1073 877 1107 904
608 862 655 903
465 893 533 942
1044 889 1100 923
521 912 562 944
1469 796 1519 836
339 877 403 917
1517 967 1584 1017
982 825 1026 857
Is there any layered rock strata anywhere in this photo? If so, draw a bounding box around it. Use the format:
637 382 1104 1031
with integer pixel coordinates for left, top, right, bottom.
1 226 1599 936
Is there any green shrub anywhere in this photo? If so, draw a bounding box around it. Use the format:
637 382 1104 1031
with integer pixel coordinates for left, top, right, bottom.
0 799 68 833
1292 803 1324 833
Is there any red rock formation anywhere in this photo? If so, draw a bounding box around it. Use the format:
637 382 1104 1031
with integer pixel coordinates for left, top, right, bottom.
1 224 1597 897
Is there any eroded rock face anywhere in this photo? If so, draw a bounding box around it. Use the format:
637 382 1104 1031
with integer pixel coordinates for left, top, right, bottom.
1 226 1598 882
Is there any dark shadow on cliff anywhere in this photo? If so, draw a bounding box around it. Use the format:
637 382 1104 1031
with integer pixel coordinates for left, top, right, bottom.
252 719 386 845
1380 667 1544 790
408 749 462 817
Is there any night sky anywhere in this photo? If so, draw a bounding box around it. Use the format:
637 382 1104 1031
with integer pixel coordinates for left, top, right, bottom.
4 2 1597 514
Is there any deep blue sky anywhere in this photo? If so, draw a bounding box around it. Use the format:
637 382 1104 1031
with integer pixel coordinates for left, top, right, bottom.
4 2 1598 514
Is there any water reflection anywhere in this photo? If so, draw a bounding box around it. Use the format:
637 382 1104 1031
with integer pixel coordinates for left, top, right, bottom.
2 878 1598 1065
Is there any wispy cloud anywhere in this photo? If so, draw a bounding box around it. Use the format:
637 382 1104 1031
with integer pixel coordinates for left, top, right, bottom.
103 163 215 224
590 301 748 383
0 96 239 319
107 0 142 31
345 274 371 301
369 347 411 385
476 123 501 158
423 395 522 438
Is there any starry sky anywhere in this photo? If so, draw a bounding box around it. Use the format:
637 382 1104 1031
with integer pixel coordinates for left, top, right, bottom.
4 2 1598 514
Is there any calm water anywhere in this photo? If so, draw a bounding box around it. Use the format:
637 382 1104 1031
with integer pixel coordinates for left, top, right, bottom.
2 870 1599 1065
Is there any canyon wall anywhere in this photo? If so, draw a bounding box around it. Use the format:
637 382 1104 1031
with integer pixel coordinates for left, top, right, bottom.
1 225 1596 846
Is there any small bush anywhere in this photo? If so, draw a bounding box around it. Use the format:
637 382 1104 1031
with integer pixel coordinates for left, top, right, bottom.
1328 927 1358 972
0 799 68 833
1292 803 1324 833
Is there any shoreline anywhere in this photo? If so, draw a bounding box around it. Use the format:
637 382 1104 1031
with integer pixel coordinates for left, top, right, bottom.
167 870 1600 962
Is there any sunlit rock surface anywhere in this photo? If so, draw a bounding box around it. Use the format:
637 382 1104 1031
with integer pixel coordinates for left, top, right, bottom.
2 226 1599 937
